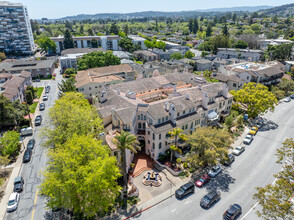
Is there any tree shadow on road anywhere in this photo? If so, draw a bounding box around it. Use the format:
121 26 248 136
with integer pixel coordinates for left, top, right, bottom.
105 205 143 220
205 172 235 192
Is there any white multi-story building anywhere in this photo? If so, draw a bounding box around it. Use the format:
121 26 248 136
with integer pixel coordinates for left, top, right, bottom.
0 1 35 55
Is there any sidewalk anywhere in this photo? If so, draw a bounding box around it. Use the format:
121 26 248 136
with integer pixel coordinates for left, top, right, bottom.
0 87 45 220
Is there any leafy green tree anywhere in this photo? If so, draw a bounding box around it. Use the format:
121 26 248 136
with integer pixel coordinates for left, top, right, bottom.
276 79 294 95
187 127 232 167
40 134 121 217
65 20 72 31
222 24 229 36
234 40 248 49
0 52 6 61
57 77 76 97
123 24 129 35
37 37 57 53
232 13 237 23
91 39 98 48
0 131 20 156
155 41 166 50
118 37 134 53
112 131 140 208
109 23 119 35
144 39 155 50
118 31 126 37
253 138 294 220
170 52 182 60
251 23 261 35
198 41 212 51
188 19 193 33
25 89 33 105
206 23 212 37
267 44 293 61
77 51 120 70
193 18 199 34
230 83 278 118
168 128 187 162
63 29 74 49
87 28 94 36
210 34 231 54
184 50 195 59
44 92 103 147
79 25 84 35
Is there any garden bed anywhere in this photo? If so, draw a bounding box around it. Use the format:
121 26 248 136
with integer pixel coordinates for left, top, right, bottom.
29 102 38 113
36 87 44 98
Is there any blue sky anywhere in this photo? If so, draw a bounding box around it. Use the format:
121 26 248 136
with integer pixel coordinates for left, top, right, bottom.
18 0 294 19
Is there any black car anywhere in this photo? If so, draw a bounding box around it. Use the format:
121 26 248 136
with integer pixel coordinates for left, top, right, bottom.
23 149 32 163
39 103 45 111
13 176 24 193
45 86 51 93
223 204 242 220
27 139 35 150
200 191 221 209
35 79 40 82
224 154 235 166
290 94 294 99
35 115 42 126
175 182 195 199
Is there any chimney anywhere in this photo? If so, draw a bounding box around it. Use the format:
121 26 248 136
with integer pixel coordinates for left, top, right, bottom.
99 91 108 103
173 85 177 92
185 93 189 100
165 102 169 111
221 83 229 98
169 103 176 125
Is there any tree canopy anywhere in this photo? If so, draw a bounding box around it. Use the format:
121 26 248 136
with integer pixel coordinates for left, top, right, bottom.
57 77 76 98
37 37 57 53
170 52 183 60
118 37 134 53
187 127 232 167
253 138 294 220
63 29 74 49
0 52 6 61
77 51 120 70
0 131 20 157
40 134 121 217
43 92 103 148
233 40 248 49
267 43 294 61
230 83 278 118
184 50 195 59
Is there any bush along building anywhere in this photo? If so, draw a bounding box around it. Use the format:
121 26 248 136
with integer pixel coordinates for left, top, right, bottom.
95 73 233 172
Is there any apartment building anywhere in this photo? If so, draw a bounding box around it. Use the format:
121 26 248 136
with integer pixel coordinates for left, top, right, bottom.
133 50 158 62
0 1 35 55
95 73 233 171
217 48 264 62
50 35 120 54
218 61 285 87
128 35 147 50
76 64 136 99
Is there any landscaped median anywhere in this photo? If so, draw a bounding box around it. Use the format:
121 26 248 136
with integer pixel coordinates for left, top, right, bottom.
36 87 44 98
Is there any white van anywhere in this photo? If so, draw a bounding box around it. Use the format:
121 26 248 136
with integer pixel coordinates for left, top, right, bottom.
20 127 33 136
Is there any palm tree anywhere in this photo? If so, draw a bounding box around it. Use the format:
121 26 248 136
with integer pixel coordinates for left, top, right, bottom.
169 128 187 162
112 130 140 208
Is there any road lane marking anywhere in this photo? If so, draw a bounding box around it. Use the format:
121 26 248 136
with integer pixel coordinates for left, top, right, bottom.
31 189 39 220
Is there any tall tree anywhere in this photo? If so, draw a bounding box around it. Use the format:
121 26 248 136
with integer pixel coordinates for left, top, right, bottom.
222 24 229 36
63 29 74 49
37 37 57 53
79 25 84 35
193 18 199 34
118 37 134 53
43 92 103 148
187 127 232 167
65 20 72 31
230 83 278 118
57 77 76 97
188 19 193 33
40 134 121 217
112 131 140 208
168 128 187 162
123 24 129 35
253 138 294 220
206 23 212 37
232 13 237 23
109 23 119 35
91 38 98 48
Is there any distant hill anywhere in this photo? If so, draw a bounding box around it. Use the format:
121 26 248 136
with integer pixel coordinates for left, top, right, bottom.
58 5 272 21
258 3 294 17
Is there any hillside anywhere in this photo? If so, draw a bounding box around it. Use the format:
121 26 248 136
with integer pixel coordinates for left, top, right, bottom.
259 3 294 17
58 5 272 20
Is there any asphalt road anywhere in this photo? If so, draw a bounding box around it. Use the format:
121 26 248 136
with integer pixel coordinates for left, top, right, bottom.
130 100 294 220
5 68 62 220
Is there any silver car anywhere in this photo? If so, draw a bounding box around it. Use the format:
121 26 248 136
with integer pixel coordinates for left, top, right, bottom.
7 193 20 212
208 165 222 177
233 146 245 156
283 97 291 102
243 134 253 145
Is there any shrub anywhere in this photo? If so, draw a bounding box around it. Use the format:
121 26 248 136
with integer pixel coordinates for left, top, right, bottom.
176 158 182 164
158 154 167 162
0 131 20 156
183 162 188 169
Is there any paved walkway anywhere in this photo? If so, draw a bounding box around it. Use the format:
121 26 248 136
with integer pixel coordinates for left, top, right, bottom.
131 154 154 177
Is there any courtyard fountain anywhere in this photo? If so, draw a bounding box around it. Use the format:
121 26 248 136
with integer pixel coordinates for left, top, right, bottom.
142 171 162 187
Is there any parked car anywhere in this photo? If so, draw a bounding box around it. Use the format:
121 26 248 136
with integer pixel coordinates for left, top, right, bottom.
45 86 51 93
7 193 20 212
283 97 291 102
233 146 245 156
42 95 48 101
290 94 294 99
35 115 42 126
175 182 195 199
200 191 221 209
208 165 222 177
39 103 45 111
243 134 253 145
13 176 24 193
23 149 32 163
249 126 258 135
195 174 210 187
27 139 35 150
223 154 235 166
223 204 242 220
20 127 33 136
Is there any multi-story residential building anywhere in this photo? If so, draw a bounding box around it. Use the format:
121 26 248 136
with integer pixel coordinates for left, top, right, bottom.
128 35 147 50
50 35 120 54
95 73 233 171
259 38 293 49
195 59 213 71
217 48 264 62
218 61 285 87
0 70 32 102
0 1 35 55
0 59 55 78
76 64 136 99
133 50 158 62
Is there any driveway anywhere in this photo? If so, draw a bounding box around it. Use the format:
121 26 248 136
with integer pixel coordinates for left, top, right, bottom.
124 100 294 220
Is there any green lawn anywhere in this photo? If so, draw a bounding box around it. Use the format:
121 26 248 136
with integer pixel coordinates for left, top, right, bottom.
29 102 38 113
36 87 44 98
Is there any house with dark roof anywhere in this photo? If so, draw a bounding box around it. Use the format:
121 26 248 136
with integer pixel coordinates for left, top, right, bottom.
94 73 233 173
